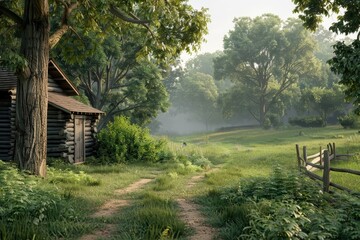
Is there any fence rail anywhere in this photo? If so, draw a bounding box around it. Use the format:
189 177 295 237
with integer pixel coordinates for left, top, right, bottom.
295 143 360 194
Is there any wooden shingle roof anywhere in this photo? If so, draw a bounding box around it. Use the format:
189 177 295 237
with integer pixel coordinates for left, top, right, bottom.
48 92 104 115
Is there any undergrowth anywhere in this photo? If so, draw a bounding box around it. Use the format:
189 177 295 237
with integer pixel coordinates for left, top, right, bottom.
198 166 360 240
0 160 97 239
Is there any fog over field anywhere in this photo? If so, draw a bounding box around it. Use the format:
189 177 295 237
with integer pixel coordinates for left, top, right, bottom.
156 111 257 135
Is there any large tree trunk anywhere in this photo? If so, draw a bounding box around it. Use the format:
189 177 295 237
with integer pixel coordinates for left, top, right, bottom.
259 96 266 126
15 0 49 177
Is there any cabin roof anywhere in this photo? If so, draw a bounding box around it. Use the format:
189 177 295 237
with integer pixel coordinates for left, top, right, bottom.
48 92 104 115
0 60 79 95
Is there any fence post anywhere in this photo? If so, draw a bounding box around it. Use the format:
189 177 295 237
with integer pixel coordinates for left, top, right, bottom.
329 142 333 155
333 142 336 160
319 146 322 165
303 146 307 165
323 150 330 193
296 144 301 169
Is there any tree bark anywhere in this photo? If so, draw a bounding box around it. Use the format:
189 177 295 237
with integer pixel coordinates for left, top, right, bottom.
15 0 49 177
259 96 266 126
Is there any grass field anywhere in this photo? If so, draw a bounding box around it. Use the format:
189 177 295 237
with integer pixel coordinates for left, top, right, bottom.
1 125 360 239
172 125 360 193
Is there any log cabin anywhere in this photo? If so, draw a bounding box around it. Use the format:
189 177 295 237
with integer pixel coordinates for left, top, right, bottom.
0 60 104 163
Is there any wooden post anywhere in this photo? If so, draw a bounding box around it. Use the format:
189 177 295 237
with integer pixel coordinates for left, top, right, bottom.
303 146 307 165
296 144 301 169
333 142 336 160
319 146 322 165
328 142 333 155
323 150 330 193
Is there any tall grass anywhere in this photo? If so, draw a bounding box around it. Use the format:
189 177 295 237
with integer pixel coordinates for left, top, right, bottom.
112 193 188 240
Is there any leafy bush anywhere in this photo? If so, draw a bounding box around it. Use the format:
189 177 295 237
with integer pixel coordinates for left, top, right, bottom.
264 114 283 129
47 168 101 186
202 166 360 240
0 161 78 239
338 114 360 129
97 116 166 164
289 116 326 127
154 140 212 175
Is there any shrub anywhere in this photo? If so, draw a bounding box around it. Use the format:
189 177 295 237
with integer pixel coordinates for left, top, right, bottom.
0 161 78 239
47 168 101 186
203 166 359 240
338 114 360 129
264 114 283 129
289 116 326 127
97 116 165 164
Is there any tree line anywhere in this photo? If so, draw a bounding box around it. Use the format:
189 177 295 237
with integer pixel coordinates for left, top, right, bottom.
163 14 354 131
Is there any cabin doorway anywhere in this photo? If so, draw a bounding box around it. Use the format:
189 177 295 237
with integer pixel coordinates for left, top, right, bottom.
74 115 85 163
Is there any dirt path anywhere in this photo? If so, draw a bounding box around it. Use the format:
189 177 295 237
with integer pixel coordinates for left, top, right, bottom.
177 198 216 240
177 171 218 240
79 178 153 240
80 171 218 240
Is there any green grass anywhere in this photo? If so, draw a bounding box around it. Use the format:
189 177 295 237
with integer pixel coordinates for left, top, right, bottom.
110 193 189 240
2 125 360 239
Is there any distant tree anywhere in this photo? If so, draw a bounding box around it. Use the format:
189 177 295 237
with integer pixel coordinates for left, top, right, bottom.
186 52 221 77
297 84 346 124
292 27 342 95
0 0 208 176
292 0 360 113
186 52 232 92
173 72 219 130
214 14 319 126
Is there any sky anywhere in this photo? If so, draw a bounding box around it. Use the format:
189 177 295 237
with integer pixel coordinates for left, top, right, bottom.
181 0 343 64
185 0 297 56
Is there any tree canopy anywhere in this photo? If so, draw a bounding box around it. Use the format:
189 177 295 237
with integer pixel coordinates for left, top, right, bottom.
0 0 209 176
172 72 219 130
54 34 170 129
214 14 319 126
292 0 360 113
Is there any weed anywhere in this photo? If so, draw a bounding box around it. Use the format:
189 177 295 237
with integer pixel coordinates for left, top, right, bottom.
199 166 360 240
153 175 175 191
114 193 188 239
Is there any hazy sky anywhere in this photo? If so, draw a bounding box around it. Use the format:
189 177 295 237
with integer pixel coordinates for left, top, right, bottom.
186 0 297 55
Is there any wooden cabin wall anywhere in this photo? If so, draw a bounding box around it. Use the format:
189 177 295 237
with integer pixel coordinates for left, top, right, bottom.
48 109 99 163
48 77 64 93
0 73 101 164
85 115 99 157
0 91 14 161
47 105 70 161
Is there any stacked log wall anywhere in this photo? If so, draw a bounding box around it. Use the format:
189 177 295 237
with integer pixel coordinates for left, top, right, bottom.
85 115 99 157
48 77 64 93
1 78 100 163
0 91 14 161
47 105 68 159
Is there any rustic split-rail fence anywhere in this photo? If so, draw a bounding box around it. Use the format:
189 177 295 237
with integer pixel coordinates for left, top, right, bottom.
296 143 360 194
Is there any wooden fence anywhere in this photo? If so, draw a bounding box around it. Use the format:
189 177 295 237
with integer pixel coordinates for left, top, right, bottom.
296 143 360 194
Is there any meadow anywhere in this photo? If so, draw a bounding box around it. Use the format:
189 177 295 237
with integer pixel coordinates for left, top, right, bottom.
1 125 359 239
